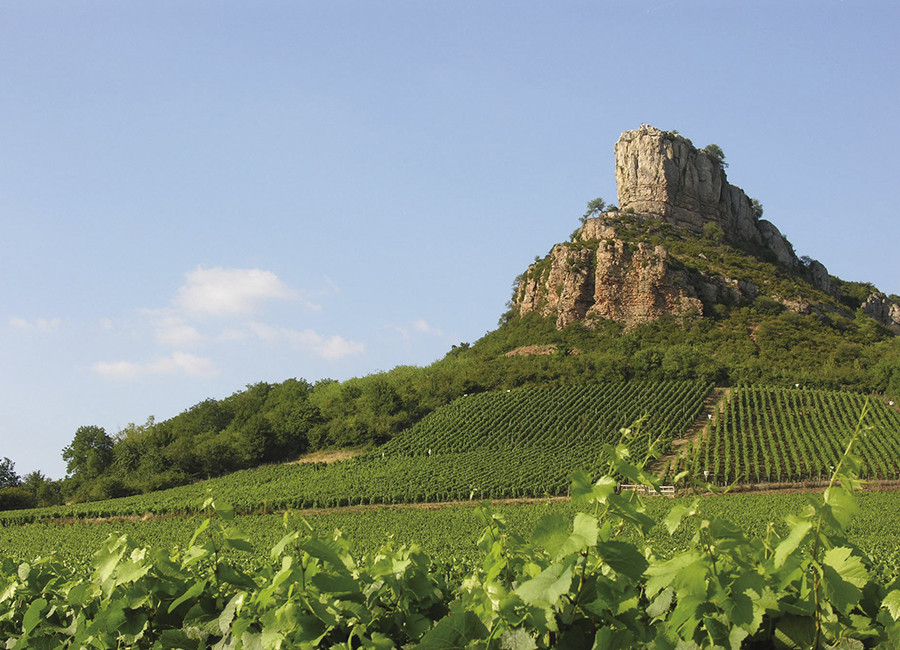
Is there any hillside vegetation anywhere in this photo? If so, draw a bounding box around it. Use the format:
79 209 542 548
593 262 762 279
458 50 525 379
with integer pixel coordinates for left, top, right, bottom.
0 381 711 524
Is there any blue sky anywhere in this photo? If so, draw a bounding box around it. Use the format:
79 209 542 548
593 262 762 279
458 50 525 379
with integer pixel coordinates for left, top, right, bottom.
2 1 898 479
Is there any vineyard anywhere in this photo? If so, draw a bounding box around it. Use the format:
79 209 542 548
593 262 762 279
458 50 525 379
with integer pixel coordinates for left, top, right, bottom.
2 438 899 648
3 491 899 577
0 381 712 525
667 386 900 484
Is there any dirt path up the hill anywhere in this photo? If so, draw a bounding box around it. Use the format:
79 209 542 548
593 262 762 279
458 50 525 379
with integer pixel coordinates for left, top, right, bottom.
650 387 731 478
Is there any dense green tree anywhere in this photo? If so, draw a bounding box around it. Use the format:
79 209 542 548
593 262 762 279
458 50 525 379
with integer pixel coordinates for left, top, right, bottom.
0 457 20 488
62 426 114 481
0 486 36 511
21 470 62 507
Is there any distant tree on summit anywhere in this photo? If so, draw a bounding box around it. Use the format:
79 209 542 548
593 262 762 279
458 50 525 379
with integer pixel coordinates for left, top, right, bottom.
703 143 728 168
581 197 607 224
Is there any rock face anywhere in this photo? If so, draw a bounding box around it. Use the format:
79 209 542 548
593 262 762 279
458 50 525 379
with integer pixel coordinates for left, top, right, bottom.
863 293 900 329
615 125 798 267
515 240 704 329
511 124 840 330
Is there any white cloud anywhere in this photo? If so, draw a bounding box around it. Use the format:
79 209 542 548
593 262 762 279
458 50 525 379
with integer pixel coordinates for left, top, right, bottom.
152 315 203 347
174 266 309 316
412 319 443 336
389 318 445 340
248 322 364 360
9 317 60 332
92 352 218 380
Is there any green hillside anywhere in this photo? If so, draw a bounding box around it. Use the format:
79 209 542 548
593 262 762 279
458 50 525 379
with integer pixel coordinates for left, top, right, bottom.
0 381 711 524
670 386 900 484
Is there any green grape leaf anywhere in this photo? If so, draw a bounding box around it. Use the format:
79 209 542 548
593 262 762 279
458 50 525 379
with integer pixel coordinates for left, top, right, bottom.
167 578 207 614
883 590 900 621
597 540 648 582
552 514 598 560
515 562 574 606
663 502 694 535
22 597 47 635
499 627 538 650
269 531 300 560
774 519 813 568
311 572 362 595
531 514 569 552
417 611 489 649
822 486 859 531
821 546 868 615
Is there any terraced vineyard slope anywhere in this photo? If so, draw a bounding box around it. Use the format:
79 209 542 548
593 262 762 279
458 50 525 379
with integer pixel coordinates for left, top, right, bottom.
0 381 712 525
667 386 900 484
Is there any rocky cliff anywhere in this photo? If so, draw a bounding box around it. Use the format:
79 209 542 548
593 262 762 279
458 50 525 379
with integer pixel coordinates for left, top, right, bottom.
512 125 898 331
615 125 797 267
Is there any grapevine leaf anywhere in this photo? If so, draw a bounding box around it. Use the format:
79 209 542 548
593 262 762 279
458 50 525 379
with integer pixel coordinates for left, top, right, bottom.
569 469 594 503
311 572 362 595
499 627 538 650
663 502 695 535
531 514 568 552
222 527 254 553
553 514 598 560
774 518 813 568
774 614 816 649
728 625 750 650
270 531 300 560
301 538 353 572
219 563 258 589
92 537 126 585
883 590 900 621
22 597 47 635
646 587 673 619
597 540 647 582
188 516 211 548
417 611 489 649
645 551 705 599
167 578 207 613
515 562 574 606
822 486 859 531
214 499 235 521
821 546 868 614
570 472 617 505
823 547 869 587
114 557 150 586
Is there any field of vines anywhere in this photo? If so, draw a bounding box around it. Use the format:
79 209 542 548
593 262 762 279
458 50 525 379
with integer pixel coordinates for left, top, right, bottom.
667 386 900 483
0 381 711 525
3 492 899 577
371 380 712 459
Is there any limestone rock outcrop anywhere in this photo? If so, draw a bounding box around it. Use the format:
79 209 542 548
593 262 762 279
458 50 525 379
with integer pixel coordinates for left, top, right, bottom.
511 125 847 330
615 125 798 267
513 234 765 330
515 240 703 329
863 293 900 329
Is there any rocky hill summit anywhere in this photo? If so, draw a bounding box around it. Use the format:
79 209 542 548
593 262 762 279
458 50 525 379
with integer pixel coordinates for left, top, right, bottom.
512 125 898 331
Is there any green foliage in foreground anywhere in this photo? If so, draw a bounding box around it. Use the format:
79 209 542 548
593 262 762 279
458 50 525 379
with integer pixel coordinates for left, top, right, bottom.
3 421 900 648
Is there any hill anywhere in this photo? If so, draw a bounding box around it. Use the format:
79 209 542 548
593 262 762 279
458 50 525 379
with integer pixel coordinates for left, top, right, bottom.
2 125 899 507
